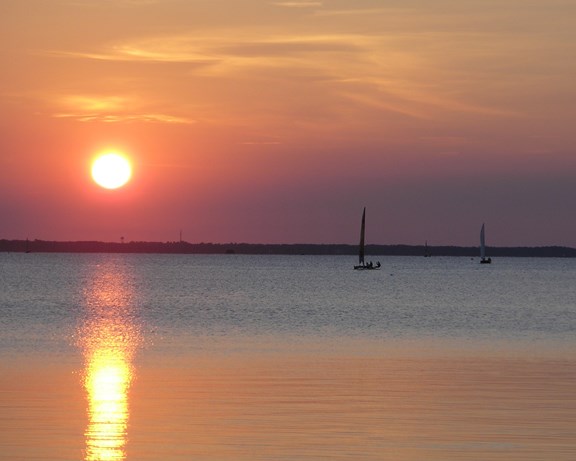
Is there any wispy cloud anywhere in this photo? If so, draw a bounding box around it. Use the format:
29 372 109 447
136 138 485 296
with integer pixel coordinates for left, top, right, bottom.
53 113 194 124
59 95 128 112
240 140 282 145
51 94 195 124
44 33 368 64
313 7 389 17
35 5 557 127
42 48 219 66
272 1 323 8
67 0 160 6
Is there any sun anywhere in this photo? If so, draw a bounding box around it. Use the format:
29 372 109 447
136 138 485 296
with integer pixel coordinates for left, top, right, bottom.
91 153 132 189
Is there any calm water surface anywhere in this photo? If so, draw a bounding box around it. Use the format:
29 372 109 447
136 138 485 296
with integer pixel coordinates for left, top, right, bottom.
1 253 575 460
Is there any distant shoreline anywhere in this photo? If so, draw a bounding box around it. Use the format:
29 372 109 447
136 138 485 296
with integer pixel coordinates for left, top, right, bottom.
1 239 575 257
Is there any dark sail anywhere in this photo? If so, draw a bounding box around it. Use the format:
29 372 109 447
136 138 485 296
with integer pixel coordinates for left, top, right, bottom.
359 207 366 266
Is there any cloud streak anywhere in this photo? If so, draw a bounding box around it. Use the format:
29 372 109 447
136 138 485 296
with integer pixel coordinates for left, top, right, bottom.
39 29 523 123
272 1 323 8
50 94 195 124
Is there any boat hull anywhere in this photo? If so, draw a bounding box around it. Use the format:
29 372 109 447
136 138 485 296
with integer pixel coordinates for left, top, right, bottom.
354 265 380 270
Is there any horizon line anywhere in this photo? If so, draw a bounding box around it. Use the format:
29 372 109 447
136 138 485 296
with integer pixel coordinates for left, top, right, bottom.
2 238 575 251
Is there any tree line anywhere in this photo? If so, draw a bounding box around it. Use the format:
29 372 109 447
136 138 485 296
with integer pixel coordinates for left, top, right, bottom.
1 239 575 257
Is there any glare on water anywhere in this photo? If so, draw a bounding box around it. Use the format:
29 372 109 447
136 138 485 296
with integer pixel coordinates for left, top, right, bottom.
78 260 141 461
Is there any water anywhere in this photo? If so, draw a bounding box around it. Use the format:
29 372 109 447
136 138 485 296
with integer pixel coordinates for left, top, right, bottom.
1 253 575 460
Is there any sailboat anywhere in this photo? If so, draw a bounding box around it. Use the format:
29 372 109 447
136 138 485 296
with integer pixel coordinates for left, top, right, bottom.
424 240 431 257
480 223 492 264
354 207 380 270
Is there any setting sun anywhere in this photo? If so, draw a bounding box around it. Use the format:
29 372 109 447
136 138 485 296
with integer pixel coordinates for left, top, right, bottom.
91 153 132 190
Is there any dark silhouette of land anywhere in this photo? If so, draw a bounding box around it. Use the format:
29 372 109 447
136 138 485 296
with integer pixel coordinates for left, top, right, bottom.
1 239 575 257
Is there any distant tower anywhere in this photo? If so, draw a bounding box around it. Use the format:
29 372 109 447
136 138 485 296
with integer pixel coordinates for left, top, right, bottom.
179 230 182 243
121 236 125 244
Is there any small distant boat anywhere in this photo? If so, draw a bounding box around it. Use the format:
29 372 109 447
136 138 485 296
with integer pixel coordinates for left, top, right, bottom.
480 223 492 264
354 207 380 270
424 240 431 257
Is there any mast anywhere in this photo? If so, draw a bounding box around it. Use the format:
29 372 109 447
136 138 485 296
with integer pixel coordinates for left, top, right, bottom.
359 207 366 266
480 223 486 259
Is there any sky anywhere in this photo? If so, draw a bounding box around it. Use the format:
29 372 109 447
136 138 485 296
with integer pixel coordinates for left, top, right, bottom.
1 0 575 246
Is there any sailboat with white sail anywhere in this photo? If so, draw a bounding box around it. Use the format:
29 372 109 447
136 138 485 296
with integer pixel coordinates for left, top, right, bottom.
354 207 380 270
480 223 492 264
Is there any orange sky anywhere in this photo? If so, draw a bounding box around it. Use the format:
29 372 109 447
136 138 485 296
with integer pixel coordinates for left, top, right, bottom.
1 0 575 246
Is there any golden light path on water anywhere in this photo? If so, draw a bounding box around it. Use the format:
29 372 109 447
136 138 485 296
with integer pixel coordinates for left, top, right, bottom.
79 260 141 461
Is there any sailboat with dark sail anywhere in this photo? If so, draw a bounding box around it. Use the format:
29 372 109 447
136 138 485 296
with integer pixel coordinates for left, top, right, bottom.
480 223 492 264
354 207 380 270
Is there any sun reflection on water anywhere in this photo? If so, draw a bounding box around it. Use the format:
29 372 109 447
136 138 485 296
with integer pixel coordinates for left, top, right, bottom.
79 261 141 461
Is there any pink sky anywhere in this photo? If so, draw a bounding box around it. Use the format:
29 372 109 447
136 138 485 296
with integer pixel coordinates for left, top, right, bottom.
1 0 575 246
